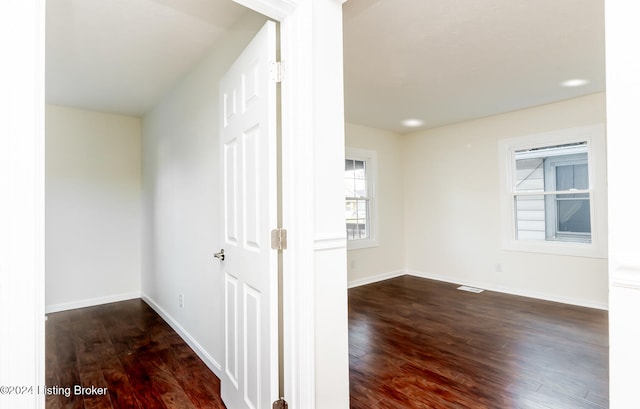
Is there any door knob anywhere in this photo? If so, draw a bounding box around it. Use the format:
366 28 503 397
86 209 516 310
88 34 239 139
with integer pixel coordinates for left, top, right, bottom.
214 249 225 261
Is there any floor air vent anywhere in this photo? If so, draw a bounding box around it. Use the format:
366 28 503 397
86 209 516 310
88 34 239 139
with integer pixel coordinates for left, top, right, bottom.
457 285 484 293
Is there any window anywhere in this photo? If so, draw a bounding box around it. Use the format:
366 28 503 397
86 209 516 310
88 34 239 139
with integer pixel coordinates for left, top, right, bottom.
345 148 378 249
499 124 607 258
514 143 590 242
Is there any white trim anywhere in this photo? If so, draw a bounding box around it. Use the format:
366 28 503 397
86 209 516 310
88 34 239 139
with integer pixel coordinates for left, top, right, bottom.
0 1 46 407
278 1 349 408
45 292 141 314
347 270 406 288
314 235 347 251
611 279 640 291
498 124 607 259
233 0 298 20
279 2 317 407
610 265 640 290
142 294 223 376
346 237 379 250
406 270 609 311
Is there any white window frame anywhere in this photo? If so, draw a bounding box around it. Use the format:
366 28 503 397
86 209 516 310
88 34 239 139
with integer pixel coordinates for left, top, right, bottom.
498 124 607 258
345 147 379 250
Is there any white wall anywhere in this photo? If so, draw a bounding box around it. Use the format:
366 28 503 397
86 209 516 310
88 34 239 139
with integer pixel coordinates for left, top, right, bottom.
141 11 266 375
345 123 405 286
45 104 142 312
402 93 608 308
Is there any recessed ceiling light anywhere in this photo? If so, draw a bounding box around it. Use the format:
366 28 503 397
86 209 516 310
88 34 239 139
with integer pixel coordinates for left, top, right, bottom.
401 118 424 128
560 78 590 88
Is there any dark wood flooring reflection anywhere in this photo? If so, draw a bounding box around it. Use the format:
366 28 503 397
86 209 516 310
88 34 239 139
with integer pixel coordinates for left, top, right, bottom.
348 276 609 409
46 299 226 409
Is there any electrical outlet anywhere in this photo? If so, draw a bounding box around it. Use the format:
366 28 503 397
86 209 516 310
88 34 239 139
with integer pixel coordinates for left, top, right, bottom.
178 294 184 308
495 263 503 273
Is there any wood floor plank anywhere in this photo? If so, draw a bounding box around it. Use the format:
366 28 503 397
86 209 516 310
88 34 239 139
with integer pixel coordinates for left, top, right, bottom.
135 352 197 409
53 363 85 409
101 365 143 409
162 344 226 408
348 275 609 409
78 370 112 409
119 353 168 409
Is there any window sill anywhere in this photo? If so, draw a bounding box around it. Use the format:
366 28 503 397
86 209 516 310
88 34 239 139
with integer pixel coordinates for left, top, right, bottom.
347 238 379 250
502 239 607 259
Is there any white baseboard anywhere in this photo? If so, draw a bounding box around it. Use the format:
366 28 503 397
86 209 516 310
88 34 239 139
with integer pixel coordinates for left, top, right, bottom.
141 293 222 377
407 270 609 311
45 291 141 314
348 270 406 288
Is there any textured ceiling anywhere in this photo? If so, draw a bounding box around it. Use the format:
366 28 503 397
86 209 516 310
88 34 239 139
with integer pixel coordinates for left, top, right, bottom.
46 0 606 133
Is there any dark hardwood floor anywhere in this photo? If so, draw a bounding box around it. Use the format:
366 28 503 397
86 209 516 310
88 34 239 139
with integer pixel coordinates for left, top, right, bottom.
47 276 608 409
348 275 609 409
46 299 226 409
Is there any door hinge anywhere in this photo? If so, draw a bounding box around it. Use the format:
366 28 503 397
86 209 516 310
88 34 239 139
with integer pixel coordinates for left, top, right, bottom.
271 228 287 250
273 397 288 409
270 61 283 83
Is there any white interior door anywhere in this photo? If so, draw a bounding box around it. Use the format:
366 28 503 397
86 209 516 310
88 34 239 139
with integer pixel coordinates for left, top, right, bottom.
219 20 278 409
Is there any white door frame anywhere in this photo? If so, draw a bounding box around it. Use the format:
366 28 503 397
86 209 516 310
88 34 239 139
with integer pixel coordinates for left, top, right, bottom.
233 1 350 408
0 1 46 409
605 1 640 407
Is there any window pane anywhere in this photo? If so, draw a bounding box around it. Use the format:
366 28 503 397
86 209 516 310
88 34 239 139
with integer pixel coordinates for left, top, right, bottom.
515 158 544 191
345 199 357 219
515 194 592 242
345 158 369 198
515 142 588 193
557 196 591 234
345 198 369 240
345 159 354 172
354 179 367 197
357 200 368 217
346 197 359 240
354 160 366 179
357 222 367 239
573 163 589 189
556 164 589 191
345 178 355 197
514 195 545 241
555 165 574 191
